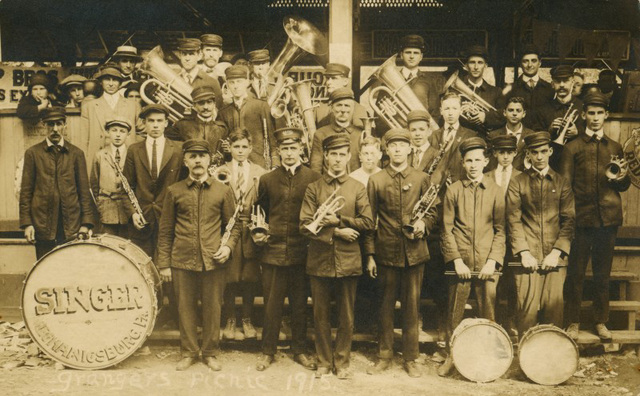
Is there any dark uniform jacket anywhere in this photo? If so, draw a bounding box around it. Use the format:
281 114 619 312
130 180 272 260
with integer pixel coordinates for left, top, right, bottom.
218 97 279 168
364 166 438 267
256 165 321 267
441 176 506 270
506 168 575 263
558 132 631 227
502 76 555 128
19 140 94 240
486 126 535 172
165 114 228 152
310 121 362 174
156 177 240 271
122 138 186 226
300 173 375 277
460 77 505 134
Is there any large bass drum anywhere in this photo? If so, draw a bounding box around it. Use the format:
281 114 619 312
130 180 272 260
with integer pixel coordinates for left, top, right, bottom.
450 318 514 383
21 235 161 370
518 324 579 385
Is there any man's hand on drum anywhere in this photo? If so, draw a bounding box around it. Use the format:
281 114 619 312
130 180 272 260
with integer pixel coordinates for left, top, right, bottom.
78 226 92 240
520 250 538 272
159 268 172 283
541 248 561 271
454 258 471 280
478 259 497 280
24 225 35 244
213 245 231 263
132 213 146 230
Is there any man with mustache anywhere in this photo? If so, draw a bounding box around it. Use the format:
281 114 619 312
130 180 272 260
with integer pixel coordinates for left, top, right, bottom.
19 107 94 259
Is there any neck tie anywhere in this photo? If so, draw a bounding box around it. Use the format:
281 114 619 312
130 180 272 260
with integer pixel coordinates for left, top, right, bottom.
236 161 245 199
151 140 158 180
528 79 535 89
115 148 121 164
413 148 421 169
445 127 455 150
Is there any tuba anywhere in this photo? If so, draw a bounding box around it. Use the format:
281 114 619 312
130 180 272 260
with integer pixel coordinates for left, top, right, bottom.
266 15 328 107
304 188 346 235
139 46 194 123
368 55 435 130
289 79 318 149
443 70 498 122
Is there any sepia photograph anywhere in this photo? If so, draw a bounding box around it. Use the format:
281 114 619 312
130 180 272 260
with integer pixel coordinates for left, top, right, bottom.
0 0 639 394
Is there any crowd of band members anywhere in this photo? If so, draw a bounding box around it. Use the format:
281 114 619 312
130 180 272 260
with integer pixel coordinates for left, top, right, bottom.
16 31 632 378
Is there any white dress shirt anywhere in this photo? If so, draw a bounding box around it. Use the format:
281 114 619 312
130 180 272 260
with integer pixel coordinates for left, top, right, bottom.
145 135 166 172
495 164 513 188
411 141 431 166
585 128 604 140
103 92 120 110
110 144 127 165
349 167 381 186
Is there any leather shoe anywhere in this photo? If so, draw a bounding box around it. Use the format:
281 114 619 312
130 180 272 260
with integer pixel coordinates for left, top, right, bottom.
437 355 454 377
315 366 331 378
566 323 580 341
366 358 391 375
595 323 612 340
256 354 273 371
204 356 221 371
335 367 352 380
294 353 317 370
176 357 195 371
404 360 421 378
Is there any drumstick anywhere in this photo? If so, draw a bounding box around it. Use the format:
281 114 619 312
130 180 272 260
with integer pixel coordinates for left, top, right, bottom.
507 262 567 271
444 271 502 277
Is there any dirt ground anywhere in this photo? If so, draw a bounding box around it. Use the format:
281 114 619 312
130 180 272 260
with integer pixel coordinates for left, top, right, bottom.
1 341 639 396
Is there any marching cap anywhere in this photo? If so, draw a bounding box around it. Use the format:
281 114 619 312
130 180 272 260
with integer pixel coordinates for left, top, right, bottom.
491 135 517 151
329 87 354 104
140 104 168 119
400 34 425 52
524 131 551 148
274 127 303 145
322 134 351 151
59 74 87 88
225 64 250 80
29 73 51 90
550 65 574 80
459 136 487 155
95 65 123 80
518 43 541 60
323 63 350 77
183 139 211 154
384 128 411 144
406 109 431 124
112 45 143 61
248 49 270 63
200 34 223 48
231 53 248 65
177 38 202 52
583 91 609 109
466 45 488 61
40 106 66 123
105 118 132 131
191 85 216 102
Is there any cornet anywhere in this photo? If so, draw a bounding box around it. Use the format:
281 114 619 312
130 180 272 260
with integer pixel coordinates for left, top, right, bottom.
304 188 346 235
605 155 627 181
552 103 579 146
249 205 270 241
402 174 447 239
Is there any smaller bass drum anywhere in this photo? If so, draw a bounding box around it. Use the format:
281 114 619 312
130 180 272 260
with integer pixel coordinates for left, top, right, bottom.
21 235 161 370
450 318 513 383
519 324 579 385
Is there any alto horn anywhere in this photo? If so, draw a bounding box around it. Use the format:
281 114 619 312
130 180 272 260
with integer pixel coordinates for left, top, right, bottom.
266 15 328 106
367 55 435 130
139 46 194 123
304 188 346 235
442 70 497 119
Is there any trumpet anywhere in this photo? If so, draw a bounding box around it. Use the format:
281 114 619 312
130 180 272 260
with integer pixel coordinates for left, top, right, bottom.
249 205 270 241
402 174 447 238
304 188 346 235
605 155 627 181
552 104 579 145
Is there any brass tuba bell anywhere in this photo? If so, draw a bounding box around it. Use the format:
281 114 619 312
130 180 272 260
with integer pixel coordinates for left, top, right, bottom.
442 70 498 120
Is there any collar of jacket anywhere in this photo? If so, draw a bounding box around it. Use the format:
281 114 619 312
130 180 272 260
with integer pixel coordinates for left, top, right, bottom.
322 172 349 185
462 177 487 189
186 176 212 188
525 167 556 181
464 76 488 92
330 121 356 134
580 131 609 144
385 165 411 178
44 141 68 153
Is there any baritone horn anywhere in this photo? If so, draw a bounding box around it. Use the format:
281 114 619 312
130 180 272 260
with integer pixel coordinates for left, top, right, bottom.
368 55 435 130
139 46 194 123
304 188 346 235
443 70 498 121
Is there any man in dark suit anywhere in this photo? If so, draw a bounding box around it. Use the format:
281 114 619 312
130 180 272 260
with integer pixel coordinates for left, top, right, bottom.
20 107 94 259
487 96 535 171
175 38 223 110
407 110 438 172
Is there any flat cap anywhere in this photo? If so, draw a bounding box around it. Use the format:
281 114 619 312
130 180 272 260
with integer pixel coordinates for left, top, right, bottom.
583 91 609 109
459 136 487 155
524 131 551 148
225 65 250 80
491 134 517 151
176 38 202 52
323 63 350 77
248 49 270 63
183 139 211 154
191 85 216 102
29 73 51 89
550 65 574 80
200 34 223 47
329 87 355 104
384 128 411 144
112 45 142 61
41 106 66 122
400 34 425 52
322 134 351 151
407 109 431 124
274 127 303 145
140 104 168 119
95 65 123 80
60 74 87 88
105 118 132 131
466 44 488 60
